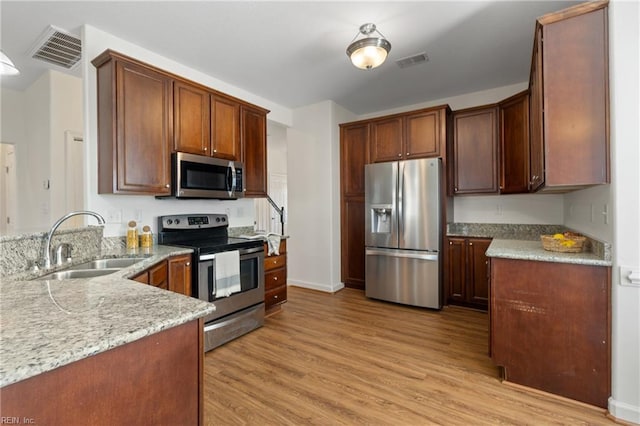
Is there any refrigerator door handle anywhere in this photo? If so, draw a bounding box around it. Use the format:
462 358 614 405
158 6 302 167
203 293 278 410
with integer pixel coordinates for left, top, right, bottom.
366 248 438 261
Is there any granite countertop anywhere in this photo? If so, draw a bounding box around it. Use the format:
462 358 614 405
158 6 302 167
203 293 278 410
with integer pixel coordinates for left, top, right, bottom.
0 245 216 388
486 239 611 266
447 223 611 267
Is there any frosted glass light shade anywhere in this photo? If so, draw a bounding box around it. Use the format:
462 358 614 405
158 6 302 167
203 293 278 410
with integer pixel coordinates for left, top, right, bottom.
346 23 391 70
0 51 20 75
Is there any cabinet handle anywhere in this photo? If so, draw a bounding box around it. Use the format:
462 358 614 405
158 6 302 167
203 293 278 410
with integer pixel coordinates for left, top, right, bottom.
273 276 278 281
165 184 170 188
213 149 217 153
449 241 452 245
273 260 277 264
204 147 207 152
454 187 458 192
398 153 402 157
469 242 473 246
274 295 279 299
186 262 190 266
406 152 410 156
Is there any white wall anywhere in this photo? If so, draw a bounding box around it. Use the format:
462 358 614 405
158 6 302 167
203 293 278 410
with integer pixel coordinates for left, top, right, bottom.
607 1 640 422
286 100 355 292
82 25 293 236
0 87 25 234
49 70 83 225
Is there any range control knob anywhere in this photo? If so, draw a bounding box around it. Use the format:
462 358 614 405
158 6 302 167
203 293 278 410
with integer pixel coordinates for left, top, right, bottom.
166 219 173 225
175 219 180 225
216 217 221 223
221 217 226 222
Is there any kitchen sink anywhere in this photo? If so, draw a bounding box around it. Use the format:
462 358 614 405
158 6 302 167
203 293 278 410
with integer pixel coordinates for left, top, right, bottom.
68 257 147 270
35 268 121 280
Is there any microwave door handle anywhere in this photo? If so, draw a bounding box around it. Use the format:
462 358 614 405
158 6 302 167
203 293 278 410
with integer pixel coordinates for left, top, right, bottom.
228 161 236 196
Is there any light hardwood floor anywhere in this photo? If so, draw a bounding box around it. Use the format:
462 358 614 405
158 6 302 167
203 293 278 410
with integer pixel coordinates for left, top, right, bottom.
203 287 612 425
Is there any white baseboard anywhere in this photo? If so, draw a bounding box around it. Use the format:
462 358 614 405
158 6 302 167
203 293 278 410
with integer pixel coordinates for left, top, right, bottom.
288 280 344 293
608 397 640 424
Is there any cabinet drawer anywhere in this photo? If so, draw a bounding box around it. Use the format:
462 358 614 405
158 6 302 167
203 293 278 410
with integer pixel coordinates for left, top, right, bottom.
265 285 287 308
264 254 286 272
265 268 286 291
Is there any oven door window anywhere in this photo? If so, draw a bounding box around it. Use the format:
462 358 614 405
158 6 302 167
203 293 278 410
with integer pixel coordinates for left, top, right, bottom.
239 252 260 292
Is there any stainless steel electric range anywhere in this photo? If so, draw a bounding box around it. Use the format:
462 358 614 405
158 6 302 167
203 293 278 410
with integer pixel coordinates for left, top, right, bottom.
157 213 265 351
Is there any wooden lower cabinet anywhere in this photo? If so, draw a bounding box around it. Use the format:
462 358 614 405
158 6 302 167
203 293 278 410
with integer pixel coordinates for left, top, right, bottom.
264 239 287 315
490 258 611 408
445 237 491 310
132 255 192 296
0 319 204 425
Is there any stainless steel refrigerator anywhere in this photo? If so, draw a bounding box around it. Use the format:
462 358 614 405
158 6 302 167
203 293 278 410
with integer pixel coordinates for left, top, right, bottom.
364 158 441 309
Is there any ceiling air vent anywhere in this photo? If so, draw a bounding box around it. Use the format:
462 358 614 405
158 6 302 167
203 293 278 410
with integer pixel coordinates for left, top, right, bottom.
395 52 429 69
29 25 81 69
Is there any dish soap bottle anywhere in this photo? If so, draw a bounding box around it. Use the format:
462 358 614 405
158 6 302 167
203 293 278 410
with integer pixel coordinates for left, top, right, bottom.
126 220 138 250
140 225 153 248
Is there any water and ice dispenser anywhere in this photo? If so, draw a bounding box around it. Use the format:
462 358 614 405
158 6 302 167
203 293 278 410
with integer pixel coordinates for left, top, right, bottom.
370 205 393 234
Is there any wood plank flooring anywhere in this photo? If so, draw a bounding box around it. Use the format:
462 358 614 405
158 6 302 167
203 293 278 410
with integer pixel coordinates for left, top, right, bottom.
203 287 612 425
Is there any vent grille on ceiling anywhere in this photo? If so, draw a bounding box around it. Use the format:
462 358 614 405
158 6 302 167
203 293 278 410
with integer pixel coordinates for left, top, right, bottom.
395 52 429 69
29 26 81 69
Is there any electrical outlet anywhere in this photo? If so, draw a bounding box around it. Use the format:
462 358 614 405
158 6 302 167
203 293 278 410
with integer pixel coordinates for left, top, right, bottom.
496 204 503 216
602 204 609 225
106 209 122 224
134 210 143 222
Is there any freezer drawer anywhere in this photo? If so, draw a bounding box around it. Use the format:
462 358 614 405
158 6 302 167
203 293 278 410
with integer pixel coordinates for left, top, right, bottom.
365 248 441 309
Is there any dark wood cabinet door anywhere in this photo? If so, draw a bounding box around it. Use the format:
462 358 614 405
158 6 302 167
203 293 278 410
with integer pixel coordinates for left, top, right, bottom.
405 109 441 159
452 106 499 195
109 59 172 194
340 122 369 197
148 260 169 290
241 105 267 197
499 91 530 194
173 80 210 155
341 198 365 289
541 7 609 187
446 238 466 303
466 238 491 308
169 254 192 296
211 95 241 161
529 30 545 192
370 117 403 163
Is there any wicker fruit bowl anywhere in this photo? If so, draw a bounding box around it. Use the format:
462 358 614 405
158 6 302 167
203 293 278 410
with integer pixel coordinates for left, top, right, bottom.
540 232 587 253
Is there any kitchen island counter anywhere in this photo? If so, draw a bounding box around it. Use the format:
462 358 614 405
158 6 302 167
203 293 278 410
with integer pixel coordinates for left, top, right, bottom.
0 245 215 388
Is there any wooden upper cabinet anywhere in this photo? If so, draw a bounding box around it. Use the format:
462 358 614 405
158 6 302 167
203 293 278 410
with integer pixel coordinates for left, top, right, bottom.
340 122 370 196
241 105 268 197
92 50 172 195
370 117 404 162
529 30 545 192
405 109 442 159
370 106 447 163
451 105 499 195
173 80 210 155
531 2 610 191
211 95 241 161
499 90 530 194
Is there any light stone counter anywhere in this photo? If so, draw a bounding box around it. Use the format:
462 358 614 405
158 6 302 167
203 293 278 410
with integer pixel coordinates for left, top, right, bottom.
0 245 215 388
486 239 612 267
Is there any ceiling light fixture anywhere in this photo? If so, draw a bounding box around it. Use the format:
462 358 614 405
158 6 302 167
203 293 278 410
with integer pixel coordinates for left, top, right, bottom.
0 50 20 75
346 23 391 70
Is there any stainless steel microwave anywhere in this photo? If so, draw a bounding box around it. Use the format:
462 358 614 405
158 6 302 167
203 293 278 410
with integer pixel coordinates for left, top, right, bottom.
162 152 244 199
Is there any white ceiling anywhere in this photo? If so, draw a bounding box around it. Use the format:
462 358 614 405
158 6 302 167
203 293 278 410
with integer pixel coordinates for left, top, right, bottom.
1 1 580 115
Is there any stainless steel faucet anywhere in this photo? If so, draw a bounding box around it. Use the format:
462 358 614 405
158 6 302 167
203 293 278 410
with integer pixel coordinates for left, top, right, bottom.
42 210 106 269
